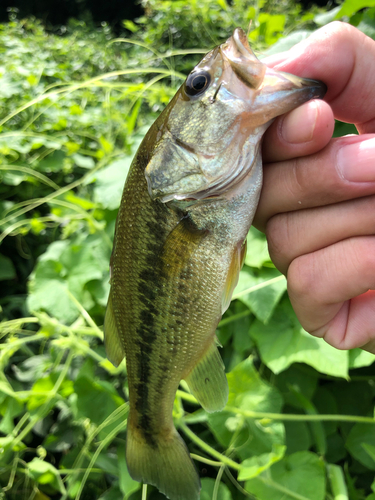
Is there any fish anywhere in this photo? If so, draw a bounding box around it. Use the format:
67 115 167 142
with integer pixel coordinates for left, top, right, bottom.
104 27 326 500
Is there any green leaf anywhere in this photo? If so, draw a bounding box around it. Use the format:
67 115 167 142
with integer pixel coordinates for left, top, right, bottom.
73 368 124 429
349 349 375 369
250 298 349 377
0 397 24 434
357 8 375 39
245 227 271 268
335 0 375 19
37 150 66 173
245 451 325 500
28 458 65 493
284 421 312 454
27 375 55 410
275 365 318 410
346 424 375 470
208 358 285 460
200 478 232 500
28 234 109 322
314 6 342 25
234 266 286 323
263 31 312 56
72 153 95 169
91 157 132 210
227 357 283 413
122 20 139 32
239 444 286 480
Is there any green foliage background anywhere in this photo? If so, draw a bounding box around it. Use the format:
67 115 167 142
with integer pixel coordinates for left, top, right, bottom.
1 1 375 499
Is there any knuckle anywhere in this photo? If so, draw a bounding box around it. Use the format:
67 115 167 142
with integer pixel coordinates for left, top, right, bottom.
287 253 319 302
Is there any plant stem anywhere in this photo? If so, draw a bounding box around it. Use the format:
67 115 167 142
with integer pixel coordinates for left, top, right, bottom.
225 406 375 424
179 422 240 471
142 484 148 500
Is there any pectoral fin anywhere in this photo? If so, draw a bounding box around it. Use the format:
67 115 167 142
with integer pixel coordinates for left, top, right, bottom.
184 341 228 413
161 217 207 276
222 238 247 313
104 290 125 367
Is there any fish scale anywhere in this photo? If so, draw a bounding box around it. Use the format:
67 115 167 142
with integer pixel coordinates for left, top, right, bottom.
104 27 326 500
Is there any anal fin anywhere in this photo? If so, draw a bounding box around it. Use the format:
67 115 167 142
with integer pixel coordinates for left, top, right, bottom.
222 238 247 313
103 290 125 367
184 341 228 413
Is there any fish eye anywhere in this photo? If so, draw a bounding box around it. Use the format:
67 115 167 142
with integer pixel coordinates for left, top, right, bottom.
184 71 211 97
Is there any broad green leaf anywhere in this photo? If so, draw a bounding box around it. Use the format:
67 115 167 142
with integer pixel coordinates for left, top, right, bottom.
313 387 339 437
284 421 312 454
324 381 374 423
200 478 232 500
234 266 286 323
37 150 66 173
245 227 271 268
94 453 119 476
91 157 132 210
227 357 283 412
357 7 375 39
263 31 312 56
326 433 347 464
275 364 318 409
208 358 285 460
363 443 375 462
245 451 325 500
346 424 375 470
250 298 349 377
239 444 286 480
0 397 23 434
73 369 125 431
349 349 375 369
217 301 252 347
28 234 109 322
72 153 95 169
314 6 341 25
27 375 55 410
335 0 375 19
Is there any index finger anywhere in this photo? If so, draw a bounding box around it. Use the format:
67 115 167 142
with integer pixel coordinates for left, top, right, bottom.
266 21 375 134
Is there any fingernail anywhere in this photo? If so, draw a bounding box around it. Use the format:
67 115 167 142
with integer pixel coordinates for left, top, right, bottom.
280 100 317 144
338 137 375 182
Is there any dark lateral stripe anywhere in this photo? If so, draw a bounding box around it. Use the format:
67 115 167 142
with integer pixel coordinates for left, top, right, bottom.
132 202 170 439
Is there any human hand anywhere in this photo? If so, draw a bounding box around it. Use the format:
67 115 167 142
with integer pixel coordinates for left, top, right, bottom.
255 21 375 353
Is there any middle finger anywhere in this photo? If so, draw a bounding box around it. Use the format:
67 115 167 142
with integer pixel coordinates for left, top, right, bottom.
254 134 375 231
266 194 375 275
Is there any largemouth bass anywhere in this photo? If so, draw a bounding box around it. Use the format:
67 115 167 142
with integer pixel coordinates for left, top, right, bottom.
104 28 326 500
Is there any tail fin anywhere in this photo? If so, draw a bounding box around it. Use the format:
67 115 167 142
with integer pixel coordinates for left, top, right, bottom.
126 423 200 500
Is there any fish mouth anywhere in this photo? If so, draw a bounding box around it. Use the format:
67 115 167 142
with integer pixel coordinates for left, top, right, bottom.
223 27 327 116
221 28 266 90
